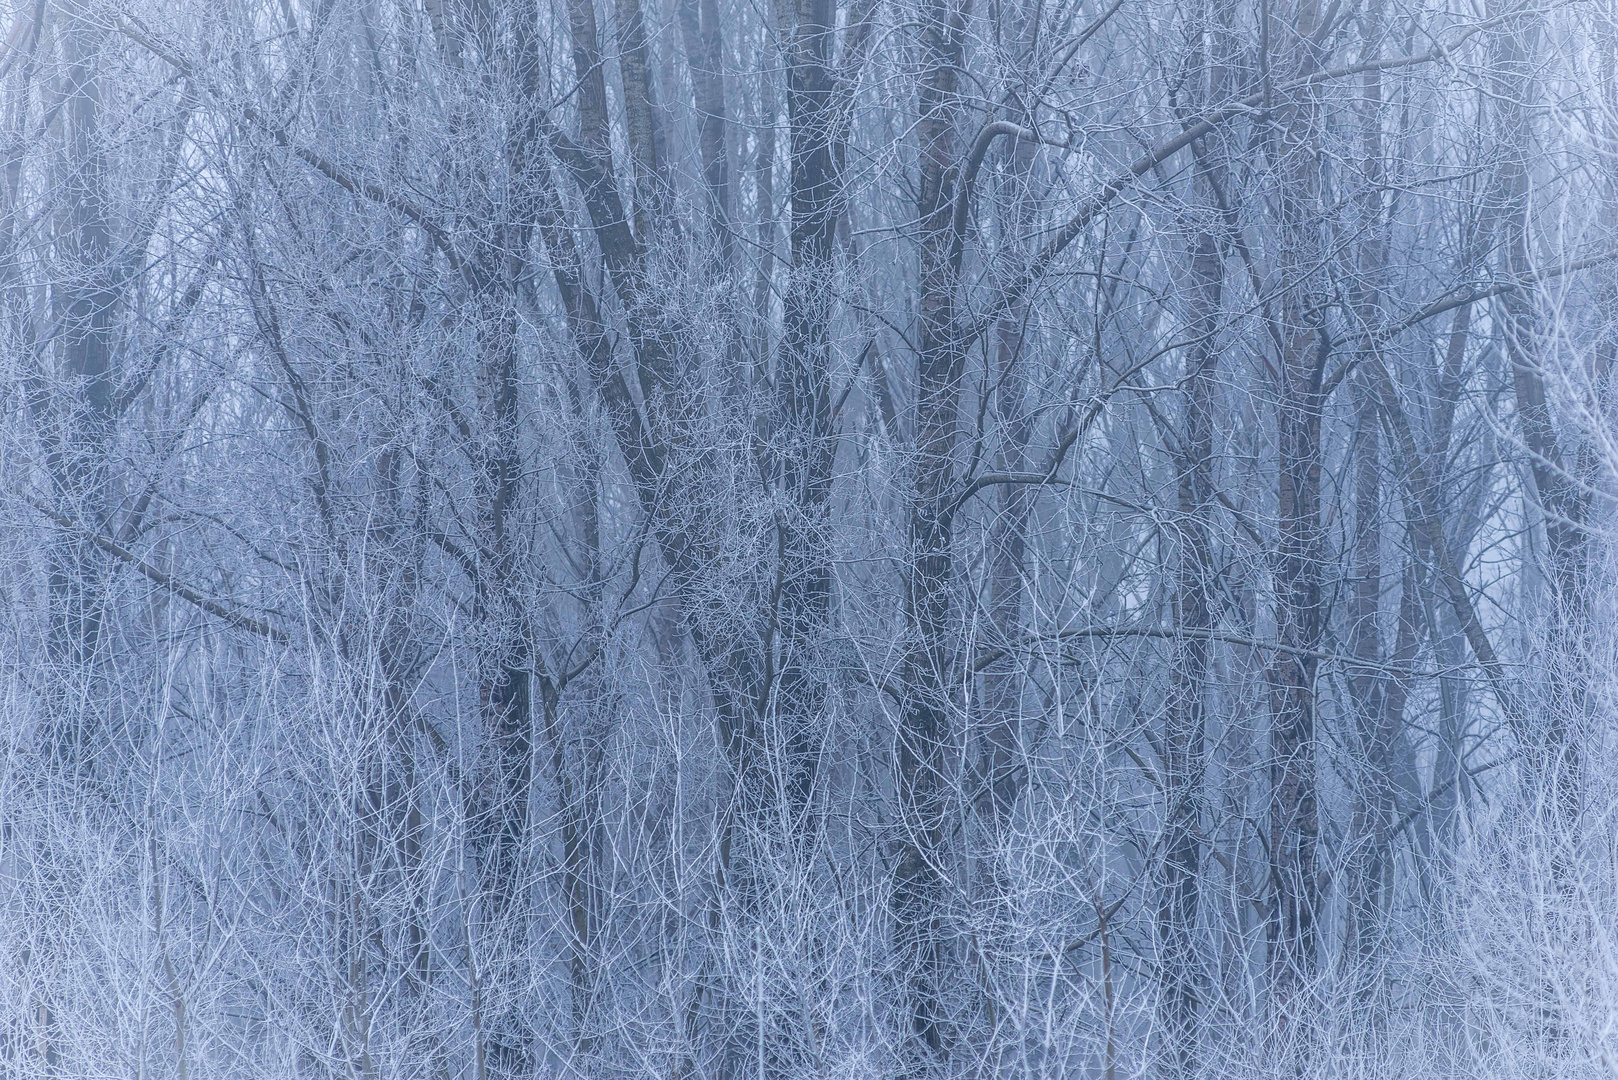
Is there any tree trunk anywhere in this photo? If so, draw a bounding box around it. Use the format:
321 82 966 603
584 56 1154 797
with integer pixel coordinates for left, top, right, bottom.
46 11 116 772
1155 6 1231 1067
897 0 967 1068
1490 7 1586 824
1159 132 1221 1080
678 0 733 256
616 0 672 235
1265 0 1326 1024
1342 0 1400 992
471 3 550 1070
769 0 842 846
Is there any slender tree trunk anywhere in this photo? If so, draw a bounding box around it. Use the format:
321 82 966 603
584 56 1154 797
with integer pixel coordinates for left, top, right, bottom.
1342 0 1400 991
469 294 537 1080
1265 0 1326 1026
1425 301 1476 863
1155 8 1231 1067
470 3 550 1070
368 438 433 996
770 0 842 846
34 13 114 1074
1343 382 1401 984
616 0 672 234
976 212 1034 829
976 0 1042 846
531 147 620 1067
1159 137 1221 1080
753 28 779 363
1490 7 1586 824
678 0 733 256
46 11 116 773
897 0 967 1068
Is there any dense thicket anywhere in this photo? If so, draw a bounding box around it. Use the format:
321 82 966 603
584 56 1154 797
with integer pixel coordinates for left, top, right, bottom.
3 0 1617 1076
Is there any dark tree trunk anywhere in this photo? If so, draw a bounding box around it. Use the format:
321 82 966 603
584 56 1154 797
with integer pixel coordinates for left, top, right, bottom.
1159 147 1220 1080
1265 0 1327 1021
616 0 672 235
1155 6 1232 1066
46 14 117 773
678 0 733 256
1491 10 1586 825
769 0 843 844
1342 0 1401 990
897 0 967 1068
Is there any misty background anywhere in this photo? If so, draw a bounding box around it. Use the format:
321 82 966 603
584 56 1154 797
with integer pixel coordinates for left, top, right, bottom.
2 0 1617 1076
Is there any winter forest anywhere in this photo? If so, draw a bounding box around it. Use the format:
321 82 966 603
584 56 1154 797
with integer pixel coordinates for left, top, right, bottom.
7 0 1618 1073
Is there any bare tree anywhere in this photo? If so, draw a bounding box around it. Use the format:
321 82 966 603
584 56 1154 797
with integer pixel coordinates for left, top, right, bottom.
6 0 1618 1077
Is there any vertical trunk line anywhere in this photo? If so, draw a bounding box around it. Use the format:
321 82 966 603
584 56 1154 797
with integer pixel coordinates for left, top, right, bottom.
1263 0 1326 1035
1156 5 1229 1067
1490 6 1586 826
1159 152 1220 1080
898 0 967 1069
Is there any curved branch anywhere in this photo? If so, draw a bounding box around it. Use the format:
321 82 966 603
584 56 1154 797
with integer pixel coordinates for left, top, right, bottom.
949 120 1039 262
28 499 290 644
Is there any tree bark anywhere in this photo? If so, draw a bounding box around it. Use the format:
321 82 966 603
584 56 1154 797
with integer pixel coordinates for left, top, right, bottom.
45 11 117 773
616 0 672 235
768 0 843 845
1155 6 1232 1067
897 0 968 1068
1159 130 1221 1080
678 0 733 256
1265 0 1327 1021
1490 7 1586 824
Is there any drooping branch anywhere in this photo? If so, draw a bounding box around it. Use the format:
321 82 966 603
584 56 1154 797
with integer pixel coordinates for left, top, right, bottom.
27 498 290 644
